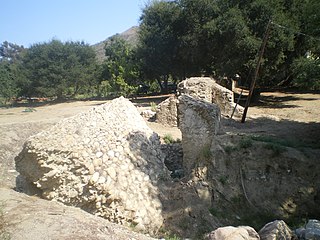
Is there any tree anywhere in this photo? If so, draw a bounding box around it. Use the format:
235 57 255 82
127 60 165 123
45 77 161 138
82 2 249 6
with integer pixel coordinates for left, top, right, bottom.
0 41 24 62
0 41 25 103
138 0 182 92
100 36 140 96
20 40 97 98
137 0 314 89
0 61 19 104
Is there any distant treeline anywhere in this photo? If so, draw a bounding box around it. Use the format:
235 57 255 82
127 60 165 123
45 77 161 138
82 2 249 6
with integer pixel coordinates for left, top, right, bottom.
1 0 319 104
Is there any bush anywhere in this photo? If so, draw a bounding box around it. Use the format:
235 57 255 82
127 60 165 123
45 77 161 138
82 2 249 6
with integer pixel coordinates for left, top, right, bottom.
163 134 175 144
239 138 253 149
150 102 157 112
292 56 320 90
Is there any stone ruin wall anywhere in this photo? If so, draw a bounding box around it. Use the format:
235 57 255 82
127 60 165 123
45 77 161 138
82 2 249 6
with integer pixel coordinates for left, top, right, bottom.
156 77 243 127
177 95 221 175
15 97 170 233
178 77 243 117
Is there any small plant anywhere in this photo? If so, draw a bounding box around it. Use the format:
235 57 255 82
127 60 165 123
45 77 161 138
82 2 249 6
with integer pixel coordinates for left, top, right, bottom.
209 207 221 217
163 134 175 144
265 143 286 157
22 107 37 112
150 102 157 112
239 138 253 149
224 145 237 154
201 144 212 159
165 235 181 240
219 175 228 185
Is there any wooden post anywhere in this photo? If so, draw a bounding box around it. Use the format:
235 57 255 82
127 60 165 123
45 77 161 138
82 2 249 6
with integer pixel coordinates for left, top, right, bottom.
241 20 272 123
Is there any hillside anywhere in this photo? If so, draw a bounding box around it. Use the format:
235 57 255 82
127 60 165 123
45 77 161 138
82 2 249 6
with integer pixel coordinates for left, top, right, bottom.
92 26 139 62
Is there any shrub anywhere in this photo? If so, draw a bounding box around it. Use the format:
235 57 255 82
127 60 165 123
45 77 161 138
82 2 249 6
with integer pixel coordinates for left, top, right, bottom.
150 102 157 112
201 144 212 159
163 134 175 144
239 138 253 149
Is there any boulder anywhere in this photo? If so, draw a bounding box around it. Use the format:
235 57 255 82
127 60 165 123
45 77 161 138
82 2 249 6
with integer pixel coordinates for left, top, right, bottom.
15 97 170 234
0 188 156 240
258 220 293 240
177 77 216 103
207 226 260 240
211 81 244 117
140 109 156 119
156 95 178 126
178 94 220 175
305 219 320 240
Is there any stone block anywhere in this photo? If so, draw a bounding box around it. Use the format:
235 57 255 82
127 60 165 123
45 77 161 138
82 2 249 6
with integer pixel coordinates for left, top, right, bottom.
15 97 170 234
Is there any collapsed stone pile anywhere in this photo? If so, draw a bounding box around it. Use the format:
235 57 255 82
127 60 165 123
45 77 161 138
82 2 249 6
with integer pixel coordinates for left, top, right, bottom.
15 97 170 233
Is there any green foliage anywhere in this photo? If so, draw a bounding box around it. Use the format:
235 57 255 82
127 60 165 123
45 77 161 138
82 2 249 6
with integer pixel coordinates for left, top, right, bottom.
0 61 19 104
265 143 286 157
200 144 213 160
138 0 318 89
138 0 183 91
22 107 37 112
150 102 157 112
0 41 24 104
19 40 97 99
249 134 320 149
101 36 140 96
224 145 237 154
239 138 253 149
292 56 320 90
165 235 181 240
163 134 175 144
219 175 229 185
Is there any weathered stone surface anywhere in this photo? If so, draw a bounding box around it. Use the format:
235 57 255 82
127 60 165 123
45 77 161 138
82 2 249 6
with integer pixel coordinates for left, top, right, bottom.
177 77 243 117
258 220 293 240
207 226 260 240
161 142 183 178
156 96 178 126
140 109 156 120
15 97 170 234
305 219 320 240
178 94 220 175
178 77 216 103
0 187 156 240
211 81 243 117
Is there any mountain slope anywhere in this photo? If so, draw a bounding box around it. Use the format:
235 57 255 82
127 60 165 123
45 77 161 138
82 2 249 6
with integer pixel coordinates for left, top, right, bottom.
92 26 139 62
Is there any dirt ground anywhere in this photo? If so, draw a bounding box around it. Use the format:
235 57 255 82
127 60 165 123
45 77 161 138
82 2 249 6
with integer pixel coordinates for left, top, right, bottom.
0 91 319 239
0 91 319 189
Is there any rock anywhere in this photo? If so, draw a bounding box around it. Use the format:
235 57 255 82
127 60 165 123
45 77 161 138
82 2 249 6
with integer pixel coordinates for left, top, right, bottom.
295 227 306 239
258 220 293 240
305 219 320 240
156 96 178 126
15 97 170 234
140 109 156 119
211 81 244 117
178 77 216 103
161 142 183 178
178 94 220 175
0 187 156 240
207 226 260 240
177 77 244 117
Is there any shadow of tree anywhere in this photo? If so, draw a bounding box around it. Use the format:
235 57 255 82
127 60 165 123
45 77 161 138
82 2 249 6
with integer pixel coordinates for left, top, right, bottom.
222 116 320 149
126 130 218 239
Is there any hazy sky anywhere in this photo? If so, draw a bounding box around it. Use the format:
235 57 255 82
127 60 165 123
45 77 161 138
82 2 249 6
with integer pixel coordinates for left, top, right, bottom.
1 0 146 47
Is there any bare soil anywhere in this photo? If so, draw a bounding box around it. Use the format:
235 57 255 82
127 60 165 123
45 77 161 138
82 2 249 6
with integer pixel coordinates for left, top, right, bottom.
0 91 319 239
0 91 319 188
